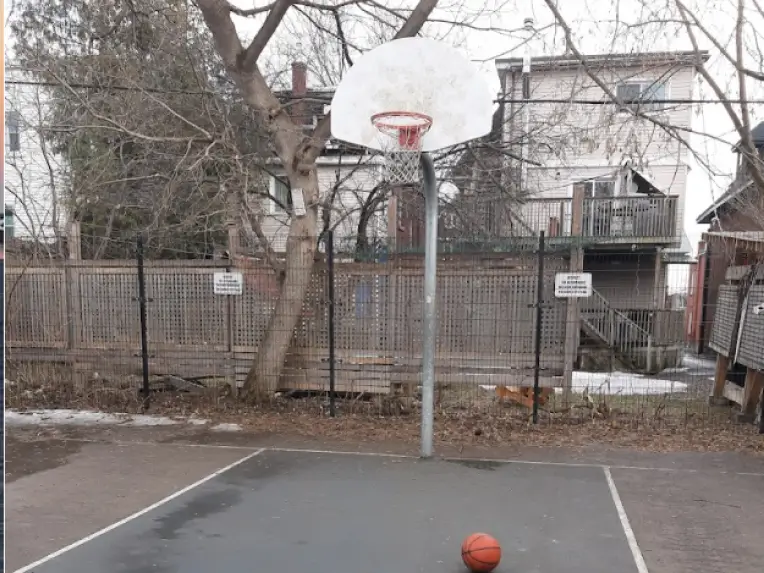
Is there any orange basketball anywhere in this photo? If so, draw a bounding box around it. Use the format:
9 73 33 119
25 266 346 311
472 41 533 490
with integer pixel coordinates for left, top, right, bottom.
461 532 501 572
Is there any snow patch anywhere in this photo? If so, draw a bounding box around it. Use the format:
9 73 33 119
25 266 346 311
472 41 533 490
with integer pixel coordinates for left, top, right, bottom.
210 423 242 432
4 409 245 431
5 409 182 427
568 371 687 395
479 371 688 396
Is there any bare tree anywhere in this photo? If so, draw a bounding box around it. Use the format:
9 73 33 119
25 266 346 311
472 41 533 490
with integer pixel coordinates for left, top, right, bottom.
536 0 763 199
11 0 518 401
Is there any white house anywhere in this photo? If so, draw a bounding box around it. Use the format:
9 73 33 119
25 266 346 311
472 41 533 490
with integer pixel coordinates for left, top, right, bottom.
4 66 66 243
497 50 708 236
495 50 709 370
261 63 387 253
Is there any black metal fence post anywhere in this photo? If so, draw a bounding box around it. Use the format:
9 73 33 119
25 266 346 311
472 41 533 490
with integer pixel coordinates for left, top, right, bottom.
326 229 336 417
698 242 712 355
136 234 151 410
532 231 545 424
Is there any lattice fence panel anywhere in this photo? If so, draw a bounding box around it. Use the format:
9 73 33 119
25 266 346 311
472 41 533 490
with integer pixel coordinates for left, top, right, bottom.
709 284 739 356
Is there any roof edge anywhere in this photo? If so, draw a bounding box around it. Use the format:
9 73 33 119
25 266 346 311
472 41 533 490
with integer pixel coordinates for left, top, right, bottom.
496 50 711 71
695 180 753 224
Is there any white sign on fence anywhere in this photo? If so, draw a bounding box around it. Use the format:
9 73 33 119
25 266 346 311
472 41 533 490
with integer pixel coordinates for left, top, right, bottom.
213 272 244 295
554 272 593 298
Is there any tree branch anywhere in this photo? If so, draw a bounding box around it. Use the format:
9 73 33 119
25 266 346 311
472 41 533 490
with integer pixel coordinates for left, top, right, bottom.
239 0 293 71
306 0 439 163
675 0 764 193
675 0 764 82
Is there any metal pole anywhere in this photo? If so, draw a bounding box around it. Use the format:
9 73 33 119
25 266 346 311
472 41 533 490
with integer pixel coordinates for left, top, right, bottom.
697 243 711 355
136 234 150 410
532 231 545 424
326 229 336 417
521 18 533 193
420 152 438 458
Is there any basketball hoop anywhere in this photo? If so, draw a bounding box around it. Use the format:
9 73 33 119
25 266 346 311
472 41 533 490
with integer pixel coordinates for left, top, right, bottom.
371 111 432 184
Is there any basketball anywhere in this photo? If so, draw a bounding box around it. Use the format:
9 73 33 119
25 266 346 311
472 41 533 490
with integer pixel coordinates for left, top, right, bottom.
461 532 501 572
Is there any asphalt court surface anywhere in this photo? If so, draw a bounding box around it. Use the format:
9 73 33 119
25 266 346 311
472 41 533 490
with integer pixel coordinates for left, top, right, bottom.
18 449 643 573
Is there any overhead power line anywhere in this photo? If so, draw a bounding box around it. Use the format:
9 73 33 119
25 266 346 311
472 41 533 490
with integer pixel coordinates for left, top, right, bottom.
5 79 213 96
495 97 764 105
6 79 764 105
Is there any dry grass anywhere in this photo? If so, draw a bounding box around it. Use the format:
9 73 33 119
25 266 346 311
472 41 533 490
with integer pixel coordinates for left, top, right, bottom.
5 360 762 454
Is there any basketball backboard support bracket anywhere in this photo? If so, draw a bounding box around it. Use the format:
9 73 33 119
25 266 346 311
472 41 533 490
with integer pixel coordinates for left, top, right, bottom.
329 37 494 459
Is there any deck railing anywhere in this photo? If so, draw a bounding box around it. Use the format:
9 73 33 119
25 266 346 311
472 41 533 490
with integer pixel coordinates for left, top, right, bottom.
516 195 679 243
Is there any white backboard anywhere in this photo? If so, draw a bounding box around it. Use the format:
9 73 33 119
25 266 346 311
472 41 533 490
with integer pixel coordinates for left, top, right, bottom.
554 273 593 298
330 37 494 152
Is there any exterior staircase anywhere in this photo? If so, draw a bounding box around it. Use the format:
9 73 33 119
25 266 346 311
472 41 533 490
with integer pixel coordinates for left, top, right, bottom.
580 288 652 371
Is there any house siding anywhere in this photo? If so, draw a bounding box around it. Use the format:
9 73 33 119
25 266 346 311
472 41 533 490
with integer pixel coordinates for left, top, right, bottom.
261 161 385 252
4 68 66 241
502 60 695 243
503 64 694 167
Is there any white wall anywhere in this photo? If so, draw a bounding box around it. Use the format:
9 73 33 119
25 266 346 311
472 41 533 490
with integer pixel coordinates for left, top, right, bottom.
4 68 66 241
504 63 695 167
262 158 386 252
502 59 696 246
503 61 695 186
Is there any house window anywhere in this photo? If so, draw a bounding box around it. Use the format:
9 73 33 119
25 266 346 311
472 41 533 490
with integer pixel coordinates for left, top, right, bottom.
579 178 616 197
269 175 291 214
616 81 667 112
3 208 14 240
6 111 21 152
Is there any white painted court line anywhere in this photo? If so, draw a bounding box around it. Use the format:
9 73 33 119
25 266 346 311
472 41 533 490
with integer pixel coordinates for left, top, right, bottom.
70 437 261 451
34 440 764 477
603 466 650 573
12 448 266 573
272 446 415 458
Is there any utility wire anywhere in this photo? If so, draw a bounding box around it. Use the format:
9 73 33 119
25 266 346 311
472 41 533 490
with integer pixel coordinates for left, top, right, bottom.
6 79 764 105
494 97 764 105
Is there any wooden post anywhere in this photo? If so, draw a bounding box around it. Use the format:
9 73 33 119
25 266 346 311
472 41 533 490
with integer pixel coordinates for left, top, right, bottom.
608 308 616 370
653 247 664 309
65 221 82 350
562 185 585 404
66 221 83 385
740 368 764 422
68 220 82 261
710 353 729 404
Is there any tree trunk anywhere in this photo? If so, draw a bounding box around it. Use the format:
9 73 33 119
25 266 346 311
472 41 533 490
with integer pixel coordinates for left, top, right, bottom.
243 170 319 402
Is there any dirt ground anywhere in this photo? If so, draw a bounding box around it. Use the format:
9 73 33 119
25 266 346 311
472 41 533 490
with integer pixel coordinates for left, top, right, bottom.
5 423 764 573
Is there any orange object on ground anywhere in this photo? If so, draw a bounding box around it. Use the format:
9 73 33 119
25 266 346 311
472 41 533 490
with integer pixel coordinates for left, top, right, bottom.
461 532 502 572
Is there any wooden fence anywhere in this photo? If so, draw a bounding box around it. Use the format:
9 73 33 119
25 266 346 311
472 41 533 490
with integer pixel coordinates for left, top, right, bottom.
5 257 569 393
710 283 764 372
